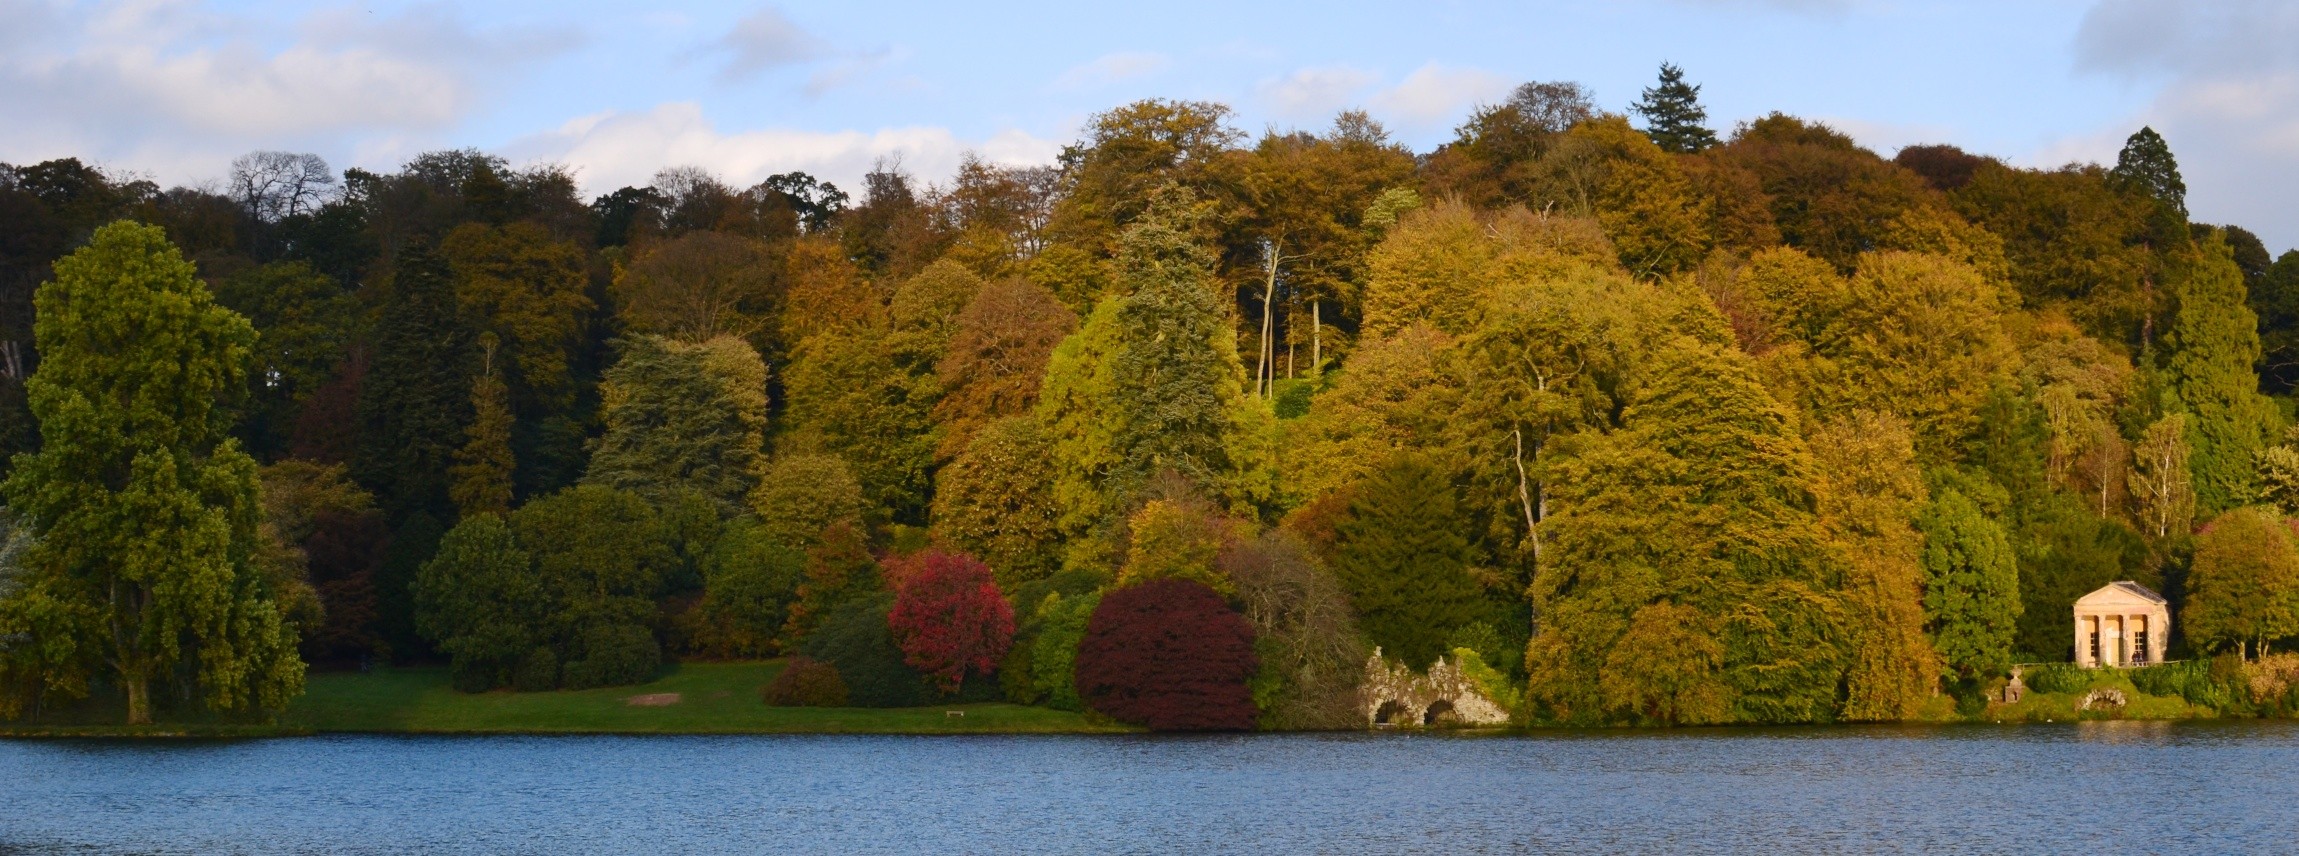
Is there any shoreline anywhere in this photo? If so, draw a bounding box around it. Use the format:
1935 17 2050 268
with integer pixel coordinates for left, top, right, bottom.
2 659 2271 739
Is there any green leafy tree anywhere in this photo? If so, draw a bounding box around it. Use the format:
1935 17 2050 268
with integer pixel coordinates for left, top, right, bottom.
0 222 304 723
2185 507 2299 659
782 326 941 525
931 416 1064 589
1632 62 1719 154
1026 590 1102 711
1528 335 1848 725
1330 454 1485 669
683 519 806 658
413 514 541 692
441 221 593 413
1917 485 2021 679
1809 413 1938 720
751 452 868 549
511 485 672 643
584 335 770 514
212 260 356 457
2130 413 2198 539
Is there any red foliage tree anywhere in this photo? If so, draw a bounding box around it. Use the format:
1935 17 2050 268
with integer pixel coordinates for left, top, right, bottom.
886 550 1015 694
1074 578 1260 731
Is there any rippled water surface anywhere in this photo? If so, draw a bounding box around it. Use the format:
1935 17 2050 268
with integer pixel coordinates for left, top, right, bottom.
5 722 2296 854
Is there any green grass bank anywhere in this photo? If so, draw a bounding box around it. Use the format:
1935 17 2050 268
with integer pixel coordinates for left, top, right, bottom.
3 661 1130 737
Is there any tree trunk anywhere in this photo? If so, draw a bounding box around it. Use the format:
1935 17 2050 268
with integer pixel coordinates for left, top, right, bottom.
1312 302 1322 376
1258 242 1279 399
1513 426 1539 564
124 669 152 726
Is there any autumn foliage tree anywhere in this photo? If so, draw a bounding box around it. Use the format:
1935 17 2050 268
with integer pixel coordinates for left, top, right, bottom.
886 550 1015 694
1074 578 1260 731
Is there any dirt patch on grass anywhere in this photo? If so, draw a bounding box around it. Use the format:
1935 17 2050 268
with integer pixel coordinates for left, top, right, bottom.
625 693 682 707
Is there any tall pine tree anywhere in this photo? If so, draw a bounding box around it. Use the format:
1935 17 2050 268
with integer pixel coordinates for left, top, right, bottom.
2167 241 2279 514
1331 453 1485 669
1631 62 1719 154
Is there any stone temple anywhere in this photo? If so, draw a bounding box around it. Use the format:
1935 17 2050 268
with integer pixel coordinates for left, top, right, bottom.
2073 581 2168 668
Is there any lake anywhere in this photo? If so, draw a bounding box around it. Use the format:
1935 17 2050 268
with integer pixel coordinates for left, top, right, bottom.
5 722 2296 854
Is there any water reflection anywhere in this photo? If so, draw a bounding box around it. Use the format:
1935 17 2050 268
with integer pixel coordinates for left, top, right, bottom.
3 723 2295 854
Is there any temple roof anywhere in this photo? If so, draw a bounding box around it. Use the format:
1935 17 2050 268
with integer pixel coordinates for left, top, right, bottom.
2077 580 2167 606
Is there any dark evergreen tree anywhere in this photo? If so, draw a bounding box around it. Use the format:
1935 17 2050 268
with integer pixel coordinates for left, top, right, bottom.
2110 126 2188 218
354 245 471 521
1331 453 1486 669
1631 62 1719 154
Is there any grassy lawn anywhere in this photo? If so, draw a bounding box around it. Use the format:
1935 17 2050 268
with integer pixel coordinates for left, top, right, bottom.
278 660 1131 735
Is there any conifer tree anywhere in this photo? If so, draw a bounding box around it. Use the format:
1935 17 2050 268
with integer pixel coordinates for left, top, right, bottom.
0 222 303 723
1631 62 1719 154
1331 453 1485 669
1038 186 1273 538
355 245 471 520
584 335 770 514
2166 243 2279 514
2110 126 2187 218
449 336 514 519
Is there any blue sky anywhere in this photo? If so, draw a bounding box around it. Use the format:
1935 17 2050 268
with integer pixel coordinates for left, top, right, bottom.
8 0 2299 250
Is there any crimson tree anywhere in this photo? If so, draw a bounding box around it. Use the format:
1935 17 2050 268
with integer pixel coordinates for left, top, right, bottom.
886 550 1014 694
1074 578 1259 730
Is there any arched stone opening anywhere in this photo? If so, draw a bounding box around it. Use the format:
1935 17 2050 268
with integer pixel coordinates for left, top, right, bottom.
1423 700 1457 726
1374 700 1409 725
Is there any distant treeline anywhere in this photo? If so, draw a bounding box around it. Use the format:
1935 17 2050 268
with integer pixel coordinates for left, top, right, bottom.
4 64 2299 729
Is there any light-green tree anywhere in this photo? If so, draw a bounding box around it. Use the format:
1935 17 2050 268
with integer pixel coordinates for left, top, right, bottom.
0 222 303 723
1528 335 1849 725
584 335 771 514
2184 506 2299 659
931 416 1065 589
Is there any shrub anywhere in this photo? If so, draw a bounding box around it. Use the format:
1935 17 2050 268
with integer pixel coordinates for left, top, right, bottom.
1075 578 1260 730
801 593 934 707
887 550 1015 694
2131 659 2236 711
2024 663 2093 695
685 520 807 658
562 623 662 690
1030 591 1102 711
762 656 850 707
450 656 502 694
512 647 559 692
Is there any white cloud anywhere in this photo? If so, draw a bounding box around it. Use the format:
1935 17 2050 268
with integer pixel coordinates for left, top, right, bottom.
713 6 829 81
2054 0 2299 250
0 0 574 183
502 102 1059 196
1366 63 1512 128
1052 52 1170 91
1257 66 1378 121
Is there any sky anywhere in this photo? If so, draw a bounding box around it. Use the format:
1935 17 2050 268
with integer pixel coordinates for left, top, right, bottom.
7 0 2299 251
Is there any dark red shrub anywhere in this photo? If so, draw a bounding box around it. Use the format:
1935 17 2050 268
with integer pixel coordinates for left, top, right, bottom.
887 550 1015 694
1074 577 1260 731
762 656 850 707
